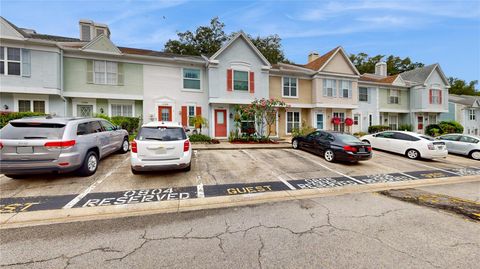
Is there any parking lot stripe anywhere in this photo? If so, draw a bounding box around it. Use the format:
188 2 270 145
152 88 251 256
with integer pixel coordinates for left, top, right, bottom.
63 156 130 209
287 150 365 185
197 184 205 198
241 150 297 190
373 151 463 176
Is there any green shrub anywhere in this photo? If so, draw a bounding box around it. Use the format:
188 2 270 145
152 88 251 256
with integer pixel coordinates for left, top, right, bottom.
425 124 442 136
291 122 316 137
189 134 212 143
368 125 390 134
398 124 413 131
439 120 463 134
0 112 46 128
94 114 140 134
353 132 367 137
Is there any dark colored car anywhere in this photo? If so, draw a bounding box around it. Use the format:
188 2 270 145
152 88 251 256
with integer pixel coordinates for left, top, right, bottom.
292 131 372 162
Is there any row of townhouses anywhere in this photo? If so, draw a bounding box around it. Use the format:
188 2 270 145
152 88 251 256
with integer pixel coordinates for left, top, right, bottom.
1 17 454 139
440 94 480 135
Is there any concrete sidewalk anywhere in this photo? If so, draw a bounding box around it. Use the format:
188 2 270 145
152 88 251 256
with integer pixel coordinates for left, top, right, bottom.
192 142 291 150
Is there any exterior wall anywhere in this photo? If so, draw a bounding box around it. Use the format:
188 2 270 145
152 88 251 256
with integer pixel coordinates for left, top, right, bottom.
0 92 14 112
208 38 269 104
378 88 410 111
269 76 312 104
63 57 143 96
313 77 359 107
463 108 480 135
143 63 208 132
322 53 356 75
410 70 449 113
353 85 379 133
439 102 456 121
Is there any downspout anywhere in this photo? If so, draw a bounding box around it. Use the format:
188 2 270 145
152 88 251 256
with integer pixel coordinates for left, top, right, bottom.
59 49 67 116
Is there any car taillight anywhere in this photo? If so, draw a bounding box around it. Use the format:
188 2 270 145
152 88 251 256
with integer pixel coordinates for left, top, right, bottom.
427 143 435 150
366 146 372 151
184 140 190 152
0 141 3 150
44 140 76 149
343 145 358 152
131 140 137 153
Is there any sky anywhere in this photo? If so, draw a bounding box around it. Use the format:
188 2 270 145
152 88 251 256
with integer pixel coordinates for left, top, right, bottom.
1 0 479 82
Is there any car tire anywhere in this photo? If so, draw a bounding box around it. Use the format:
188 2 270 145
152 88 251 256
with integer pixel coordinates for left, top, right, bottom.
406 149 420 160
131 167 140 175
79 151 99 177
469 150 480 160
5 174 26 179
292 139 300 149
118 138 129 154
324 149 335 162
184 162 191 172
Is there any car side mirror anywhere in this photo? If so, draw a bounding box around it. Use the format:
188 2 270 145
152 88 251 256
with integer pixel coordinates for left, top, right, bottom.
372 134 377 137
185 128 191 133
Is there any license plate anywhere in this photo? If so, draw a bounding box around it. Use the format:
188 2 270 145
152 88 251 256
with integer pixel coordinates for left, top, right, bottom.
17 146 34 154
437 146 444 150
359 148 365 152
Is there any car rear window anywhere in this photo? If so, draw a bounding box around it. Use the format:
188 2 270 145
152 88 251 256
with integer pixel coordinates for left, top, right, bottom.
0 122 66 139
420 135 434 141
137 127 186 141
335 134 361 143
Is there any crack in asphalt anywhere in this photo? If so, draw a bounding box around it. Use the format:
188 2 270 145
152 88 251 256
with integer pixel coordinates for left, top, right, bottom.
257 235 265 269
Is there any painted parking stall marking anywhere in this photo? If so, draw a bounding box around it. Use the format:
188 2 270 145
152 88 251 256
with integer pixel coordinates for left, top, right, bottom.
0 195 76 213
445 167 480 176
74 187 197 208
403 170 457 179
204 181 288 197
288 177 361 189
354 173 419 184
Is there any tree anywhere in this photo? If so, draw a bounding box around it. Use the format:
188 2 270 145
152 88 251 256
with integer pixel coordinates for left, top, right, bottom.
349 53 424 75
448 77 480 96
238 98 288 139
165 17 289 64
164 17 228 56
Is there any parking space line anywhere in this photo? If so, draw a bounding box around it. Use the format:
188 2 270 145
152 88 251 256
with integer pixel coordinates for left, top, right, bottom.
63 155 130 209
286 149 365 184
373 151 462 176
241 150 297 190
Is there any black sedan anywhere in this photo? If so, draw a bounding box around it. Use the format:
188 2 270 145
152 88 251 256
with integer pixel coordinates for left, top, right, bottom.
292 131 372 162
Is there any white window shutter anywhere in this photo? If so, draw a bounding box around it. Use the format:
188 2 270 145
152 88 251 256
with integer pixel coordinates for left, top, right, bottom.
367 88 371 104
323 79 327 97
86 60 94 84
117 62 124 86
333 80 337 97
21 49 31 77
348 81 352 98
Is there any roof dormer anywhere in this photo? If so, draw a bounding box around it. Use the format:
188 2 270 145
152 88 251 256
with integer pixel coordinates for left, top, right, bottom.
79 19 110 41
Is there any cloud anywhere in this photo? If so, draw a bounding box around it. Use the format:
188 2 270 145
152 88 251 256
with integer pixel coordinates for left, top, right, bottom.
105 0 187 25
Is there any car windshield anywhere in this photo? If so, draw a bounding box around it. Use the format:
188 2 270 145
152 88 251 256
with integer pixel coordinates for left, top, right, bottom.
0 122 66 140
420 135 434 141
137 127 186 141
335 134 361 144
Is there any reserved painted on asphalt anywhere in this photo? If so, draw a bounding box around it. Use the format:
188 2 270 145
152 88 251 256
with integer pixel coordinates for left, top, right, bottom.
1 167 479 214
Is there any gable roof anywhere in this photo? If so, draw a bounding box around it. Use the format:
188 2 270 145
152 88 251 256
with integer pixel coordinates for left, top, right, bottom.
400 64 450 86
1 16 80 42
302 46 360 75
449 94 480 107
81 34 122 55
209 31 271 67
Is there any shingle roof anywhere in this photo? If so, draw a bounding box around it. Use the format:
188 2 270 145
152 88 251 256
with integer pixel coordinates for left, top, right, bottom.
118 47 204 61
359 74 400 84
399 64 437 84
303 46 340 71
449 94 480 106
28 33 80 42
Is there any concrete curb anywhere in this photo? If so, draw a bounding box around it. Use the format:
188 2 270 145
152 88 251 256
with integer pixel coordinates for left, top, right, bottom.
192 144 291 150
1 175 478 229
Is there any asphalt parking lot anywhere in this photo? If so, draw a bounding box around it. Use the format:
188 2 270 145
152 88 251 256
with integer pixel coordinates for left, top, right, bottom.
1 148 478 195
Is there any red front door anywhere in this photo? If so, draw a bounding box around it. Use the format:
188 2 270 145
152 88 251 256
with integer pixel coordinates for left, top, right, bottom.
214 109 227 137
158 106 172 122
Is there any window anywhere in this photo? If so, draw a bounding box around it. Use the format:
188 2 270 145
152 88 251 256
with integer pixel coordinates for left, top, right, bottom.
188 106 196 127
111 104 133 117
323 79 336 97
469 109 476 121
440 135 461 141
377 132 395 139
369 114 373 127
388 89 399 104
388 115 398 130
18 99 45 113
286 111 300 134
0 47 30 76
359 87 368 102
431 89 441 104
353 114 360 125
393 133 420 141
233 70 249 91
81 25 91 40
0 47 4 74
460 136 479 144
183 68 201 90
94 60 117 85
7 48 21 75
333 112 345 132
316 114 324 130
341 80 351 98
96 28 105 37
283 77 298 97
428 114 437 124
100 120 116 131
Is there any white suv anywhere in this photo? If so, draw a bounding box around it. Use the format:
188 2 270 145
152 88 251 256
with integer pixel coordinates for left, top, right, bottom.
130 122 192 174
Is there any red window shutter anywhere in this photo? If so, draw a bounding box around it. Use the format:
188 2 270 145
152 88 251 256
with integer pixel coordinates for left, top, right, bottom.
196 106 202 116
439 90 442 104
429 89 433 104
227 69 233 91
181 106 187 127
249 71 255 93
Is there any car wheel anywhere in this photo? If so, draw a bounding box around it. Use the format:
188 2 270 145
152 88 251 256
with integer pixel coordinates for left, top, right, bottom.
131 167 140 175
79 151 99 176
324 149 335 162
184 162 191 172
406 149 420 160
292 139 300 149
469 150 480 160
118 138 129 154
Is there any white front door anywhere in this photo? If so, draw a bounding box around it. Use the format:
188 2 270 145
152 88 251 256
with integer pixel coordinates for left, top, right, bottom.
316 113 324 130
352 113 361 133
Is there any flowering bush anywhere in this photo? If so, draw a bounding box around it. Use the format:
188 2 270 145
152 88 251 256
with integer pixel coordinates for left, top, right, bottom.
237 98 288 139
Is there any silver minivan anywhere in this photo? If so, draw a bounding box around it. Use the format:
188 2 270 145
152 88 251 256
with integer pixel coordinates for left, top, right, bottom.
0 117 130 178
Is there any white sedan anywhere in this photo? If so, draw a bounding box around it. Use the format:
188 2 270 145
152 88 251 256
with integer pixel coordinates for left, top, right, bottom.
131 121 192 174
360 131 448 160
436 134 480 160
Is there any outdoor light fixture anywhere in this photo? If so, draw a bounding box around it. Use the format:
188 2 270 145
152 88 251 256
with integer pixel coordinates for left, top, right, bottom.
100 108 104 114
3 105 8 110
229 113 233 118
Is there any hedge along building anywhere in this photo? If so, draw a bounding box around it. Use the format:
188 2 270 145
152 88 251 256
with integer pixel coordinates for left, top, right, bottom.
206 32 271 139
0 17 66 116
269 46 361 138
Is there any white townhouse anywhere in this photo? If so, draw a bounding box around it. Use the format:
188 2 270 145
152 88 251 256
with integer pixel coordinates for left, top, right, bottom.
0 17 66 116
440 94 480 135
